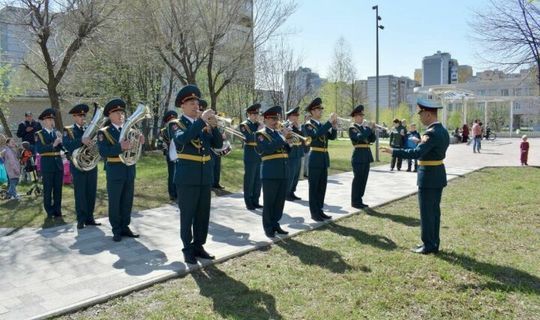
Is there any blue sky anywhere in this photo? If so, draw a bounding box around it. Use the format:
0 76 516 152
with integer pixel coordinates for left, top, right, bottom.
280 0 487 80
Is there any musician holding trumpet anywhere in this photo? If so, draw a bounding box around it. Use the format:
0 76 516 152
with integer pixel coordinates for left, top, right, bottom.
97 99 144 242
239 103 263 210
256 106 290 238
284 106 304 201
303 97 338 222
35 108 64 219
348 105 376 209
172 85 223 264
63 104 100 229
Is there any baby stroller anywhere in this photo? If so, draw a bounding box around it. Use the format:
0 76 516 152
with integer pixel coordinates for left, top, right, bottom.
25 155 41 196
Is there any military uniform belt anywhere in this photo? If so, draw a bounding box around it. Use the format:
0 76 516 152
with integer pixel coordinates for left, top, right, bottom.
40 152 61 157
177 153 211 163
245 142 257 146
418 160 444 166
107 157 122 163
354 144 370 148
261 153 288 161
310 147 328 152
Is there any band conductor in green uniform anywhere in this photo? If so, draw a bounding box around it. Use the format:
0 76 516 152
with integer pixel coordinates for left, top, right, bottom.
302 97 338 222
173 85 223 264
158 110 179 201
35 108 64 219
257 106 290 238
97 99 143 242
284 106 304 201
239 103 263 210
349 105 376 209
381 98 450 254
63 104 101 229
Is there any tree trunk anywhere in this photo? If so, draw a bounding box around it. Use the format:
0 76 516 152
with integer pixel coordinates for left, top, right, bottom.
48 85 64 129
0 106 12 137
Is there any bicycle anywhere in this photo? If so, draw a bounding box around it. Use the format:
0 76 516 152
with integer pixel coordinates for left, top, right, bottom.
483 128 496 141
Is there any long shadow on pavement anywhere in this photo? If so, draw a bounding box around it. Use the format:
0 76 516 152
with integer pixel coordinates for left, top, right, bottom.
326 223 397 251
108 238 182 276
364 207 420 227
275 237 353 273
193 265 283 320
209 221 267 247
437 251 540 295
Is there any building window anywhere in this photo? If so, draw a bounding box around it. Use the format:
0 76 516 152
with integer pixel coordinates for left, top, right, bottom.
501 89 509 96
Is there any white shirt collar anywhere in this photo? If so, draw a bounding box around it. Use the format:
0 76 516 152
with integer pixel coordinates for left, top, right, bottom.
183 115 196 123
112 123 122 131
312 119 321 125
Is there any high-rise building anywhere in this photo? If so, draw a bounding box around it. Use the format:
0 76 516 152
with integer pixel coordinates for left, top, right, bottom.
283 67 323 109
0 6 31 65
422 51 452 86
414 68 422 84
367 75 419 113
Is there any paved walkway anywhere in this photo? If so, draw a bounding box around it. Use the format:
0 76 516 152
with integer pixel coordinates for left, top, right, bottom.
0 138 537 319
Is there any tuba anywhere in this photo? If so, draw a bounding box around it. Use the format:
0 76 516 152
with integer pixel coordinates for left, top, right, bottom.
72 103 107 171
119 103 152 166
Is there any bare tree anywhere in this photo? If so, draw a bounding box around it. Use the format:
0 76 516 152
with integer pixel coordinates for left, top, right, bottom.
472 0 540 94
256 37 303 107
10 0 119 128
328 37 356 115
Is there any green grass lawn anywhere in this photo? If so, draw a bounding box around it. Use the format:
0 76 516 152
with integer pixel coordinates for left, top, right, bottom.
60 167 540 319
0 139 389 229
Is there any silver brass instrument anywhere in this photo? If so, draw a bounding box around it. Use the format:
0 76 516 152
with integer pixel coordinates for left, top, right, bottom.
119 103 151 166
278 121 311 146
208 115 242 157
337 117 352 130
215 115 245 141
72 104 106 171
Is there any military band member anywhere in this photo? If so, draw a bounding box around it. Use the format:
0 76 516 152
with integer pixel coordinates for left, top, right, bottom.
239 103 263 210
35 108 64 219
284 107 304 201
63 104 100 229
158 110 179 201
381 98 449 254
97 99 143 242
348 105 376 209
256 106 290 238
173 85 223 264
303 98 337 222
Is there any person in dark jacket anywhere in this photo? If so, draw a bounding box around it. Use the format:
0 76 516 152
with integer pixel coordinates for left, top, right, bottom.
17 112 42 146
389 118 405 171
348 105 376 209
381 98 450 254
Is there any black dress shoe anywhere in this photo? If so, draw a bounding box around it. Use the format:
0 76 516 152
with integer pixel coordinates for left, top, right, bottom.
85 221 102 226
311 216 325 222
77 222 85 229
291 194 301 200
121 229 140 238
411 246 439 255
112 235 122 242
194 248 215 260
265 231 276 238
246 206 256 210
320 212 332 220
253 204 263 209
274 226 289 235
183 252 197 264
285 196 295 201
213 184 225 190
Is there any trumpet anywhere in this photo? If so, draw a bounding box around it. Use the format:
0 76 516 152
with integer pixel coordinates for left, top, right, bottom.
362 120 387 131
278 121 311 146
337 117 352 130
214 115 246 141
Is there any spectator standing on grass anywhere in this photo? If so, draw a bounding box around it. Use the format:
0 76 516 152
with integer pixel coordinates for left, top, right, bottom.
1 138 21 200
520 135 529 166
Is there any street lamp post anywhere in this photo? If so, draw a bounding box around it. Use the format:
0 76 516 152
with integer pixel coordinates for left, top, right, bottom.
372 5 384 161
